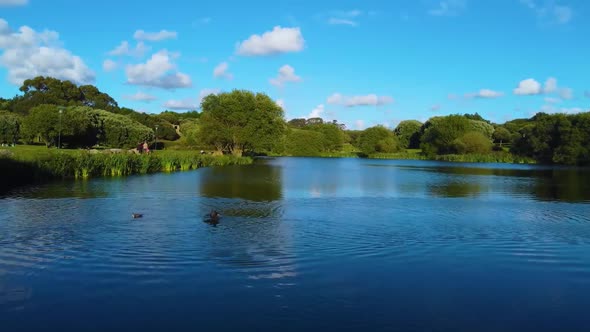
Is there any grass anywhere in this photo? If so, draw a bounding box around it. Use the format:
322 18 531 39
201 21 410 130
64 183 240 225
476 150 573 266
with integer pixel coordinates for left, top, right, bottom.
0 145 252 184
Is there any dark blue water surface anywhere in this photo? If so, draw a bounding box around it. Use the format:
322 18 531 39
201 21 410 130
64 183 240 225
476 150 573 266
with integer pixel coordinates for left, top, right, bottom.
1 158 590 332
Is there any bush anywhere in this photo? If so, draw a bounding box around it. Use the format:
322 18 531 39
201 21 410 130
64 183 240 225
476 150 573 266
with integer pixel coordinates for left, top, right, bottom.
452 131 492 154
284 129 324 156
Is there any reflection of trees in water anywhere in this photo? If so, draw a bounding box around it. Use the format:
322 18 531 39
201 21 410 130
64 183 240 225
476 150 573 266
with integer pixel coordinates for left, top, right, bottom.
199 163 282 202
199 162 295 281
5 179 109 199
400 164 590 202
429 181 483 198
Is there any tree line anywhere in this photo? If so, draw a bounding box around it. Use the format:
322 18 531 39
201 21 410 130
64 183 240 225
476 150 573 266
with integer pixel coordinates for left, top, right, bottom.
1 76 589 165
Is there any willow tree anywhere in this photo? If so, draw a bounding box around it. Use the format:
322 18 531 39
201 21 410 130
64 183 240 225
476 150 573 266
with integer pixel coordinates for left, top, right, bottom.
198 90 286 156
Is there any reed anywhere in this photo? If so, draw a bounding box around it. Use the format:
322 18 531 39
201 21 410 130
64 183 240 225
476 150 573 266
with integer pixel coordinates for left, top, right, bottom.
0 147 253 182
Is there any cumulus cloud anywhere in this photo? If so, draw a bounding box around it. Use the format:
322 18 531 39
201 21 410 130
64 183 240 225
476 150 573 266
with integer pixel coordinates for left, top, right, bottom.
0 0 27 6
520 0 573 24
108 41 150 57
236 26 305 56
125 50 192 89
124 91 157 102
514 77 573 99
327 93 393 107
513 78 542 95
465 89 504 99
213 61 233 80
0 19 95 85
429 0 466 17
102 59 117 72
133 29 177 42
308 104 324 118
269 64 301 87
163 88 220 111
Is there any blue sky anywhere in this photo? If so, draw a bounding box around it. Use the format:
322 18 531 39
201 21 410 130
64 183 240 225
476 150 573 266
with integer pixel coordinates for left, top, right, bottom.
0 0 588 129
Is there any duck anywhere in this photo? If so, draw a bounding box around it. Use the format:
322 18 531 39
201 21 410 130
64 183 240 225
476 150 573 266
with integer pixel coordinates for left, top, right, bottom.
204 210 221 224
132 213 143 219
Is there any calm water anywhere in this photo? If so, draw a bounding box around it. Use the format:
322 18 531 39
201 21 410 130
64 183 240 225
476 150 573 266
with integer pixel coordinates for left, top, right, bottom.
1 158 590 332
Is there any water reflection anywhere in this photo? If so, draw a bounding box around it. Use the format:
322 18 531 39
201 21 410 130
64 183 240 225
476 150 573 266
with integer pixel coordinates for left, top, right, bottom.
199 162 283 202
397 163 590 202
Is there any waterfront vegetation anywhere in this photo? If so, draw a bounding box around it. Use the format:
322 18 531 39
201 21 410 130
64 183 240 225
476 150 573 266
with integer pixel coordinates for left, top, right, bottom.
1 76 590 184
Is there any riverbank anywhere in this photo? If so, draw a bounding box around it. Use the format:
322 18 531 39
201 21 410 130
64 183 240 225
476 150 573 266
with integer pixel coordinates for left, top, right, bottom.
0 145 252 192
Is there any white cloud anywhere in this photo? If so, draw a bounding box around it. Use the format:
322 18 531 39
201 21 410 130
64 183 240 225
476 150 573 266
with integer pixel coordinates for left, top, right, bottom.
163 99 199 111
326 10 365 27
236 26 305 56
0 19 95 85
108 41 150 57
513 78 542 95
0 0 27 6
133 29 177 42
276 99 285 109
354 120 365 130
560 107 588 114
308 104 324 118
327 93 394 107
328 18 358 26
213 61 233 80
163 88 220 111
125 50 192 89
520 0 573 24
559 87 573 100
465 89 504 99
544 77 557 93
199 17 212 24
124 91 157 102
269 64 301 87
585 91 590 98
544 97 561 104
431 104 441 111
102 59 117 72
429 0 466 16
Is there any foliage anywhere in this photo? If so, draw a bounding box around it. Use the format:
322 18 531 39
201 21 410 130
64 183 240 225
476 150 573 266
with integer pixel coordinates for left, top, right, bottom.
128 112 179 141
307 123 345 152
358 126 402 155
492 126 511 145
468 120 495 139
452 131 493 154
511 112 590 165
284 129 325 156
198 90 286 156
394 120 422 149
0 111 20 144
420 115 471 155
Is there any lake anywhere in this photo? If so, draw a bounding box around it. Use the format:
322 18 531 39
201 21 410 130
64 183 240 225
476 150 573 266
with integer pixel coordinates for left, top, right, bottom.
1 157 590 332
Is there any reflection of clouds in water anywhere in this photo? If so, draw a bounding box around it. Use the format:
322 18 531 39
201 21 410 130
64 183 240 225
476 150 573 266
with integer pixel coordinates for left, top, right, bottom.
248 270 297 280
310 188 321 198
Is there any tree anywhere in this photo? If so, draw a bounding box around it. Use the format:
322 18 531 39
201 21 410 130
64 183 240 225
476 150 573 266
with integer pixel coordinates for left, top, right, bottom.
307 123 345 152
492 127 511 146
284 129 324 156
420 115 471 155
394 120 422 149
452 131 492 154
198 90 286 156
306 117 323 125
0 111 20 144
358 126 401 155
21 105 61 146
287 118 307 128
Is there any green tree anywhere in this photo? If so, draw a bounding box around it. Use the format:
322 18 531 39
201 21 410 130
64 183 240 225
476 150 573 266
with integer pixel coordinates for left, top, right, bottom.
198 90 286 156
284 129 324 156
394 120 422 149
492 127 511 146
358 126 401 155
420 115 471 155
21 104 61 146
452 131 492 154
0 111 20 144
287 118 307 128
307 123 345 152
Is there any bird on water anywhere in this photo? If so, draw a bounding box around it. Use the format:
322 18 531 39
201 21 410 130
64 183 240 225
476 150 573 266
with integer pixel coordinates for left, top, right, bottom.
132 213 143 219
